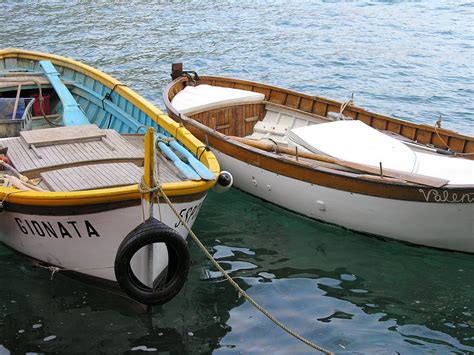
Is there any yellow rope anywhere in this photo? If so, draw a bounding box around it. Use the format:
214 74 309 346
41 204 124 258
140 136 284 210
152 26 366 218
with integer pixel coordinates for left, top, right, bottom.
158 186 334 355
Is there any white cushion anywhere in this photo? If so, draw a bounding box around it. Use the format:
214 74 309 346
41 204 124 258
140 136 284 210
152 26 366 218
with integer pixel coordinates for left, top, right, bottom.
288 120 418 173
171 84 265 115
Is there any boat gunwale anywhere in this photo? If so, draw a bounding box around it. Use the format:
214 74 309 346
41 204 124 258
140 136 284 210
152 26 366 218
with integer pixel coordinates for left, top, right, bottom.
168 75 474 143
0 49 220 206
163 76 474 203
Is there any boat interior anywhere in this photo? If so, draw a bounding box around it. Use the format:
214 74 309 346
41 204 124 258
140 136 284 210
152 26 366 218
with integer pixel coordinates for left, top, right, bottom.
170 83 474 186
0 61 191 193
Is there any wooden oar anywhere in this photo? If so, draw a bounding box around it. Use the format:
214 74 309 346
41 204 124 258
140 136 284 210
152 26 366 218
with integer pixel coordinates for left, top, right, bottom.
136 126 202 181
157 133 215 181
156 140 201 181
232 137 449 188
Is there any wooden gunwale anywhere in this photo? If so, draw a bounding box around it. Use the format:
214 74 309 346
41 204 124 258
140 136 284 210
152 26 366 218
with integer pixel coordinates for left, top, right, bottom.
164 77 474 203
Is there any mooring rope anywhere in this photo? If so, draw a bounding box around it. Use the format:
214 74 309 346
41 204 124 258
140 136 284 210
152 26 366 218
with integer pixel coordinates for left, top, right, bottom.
157 185 334 354
433 124 474 157
337 94 354 121
0 189 30 210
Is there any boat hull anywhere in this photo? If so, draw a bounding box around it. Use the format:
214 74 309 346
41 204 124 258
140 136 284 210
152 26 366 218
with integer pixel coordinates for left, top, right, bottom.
0 195 205 282
0 50 220 303
212 149 474 253
164 73 473 253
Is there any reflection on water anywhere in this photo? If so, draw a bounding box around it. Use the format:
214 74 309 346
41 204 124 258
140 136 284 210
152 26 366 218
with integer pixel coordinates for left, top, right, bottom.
1 1 474 353
199 190 474 353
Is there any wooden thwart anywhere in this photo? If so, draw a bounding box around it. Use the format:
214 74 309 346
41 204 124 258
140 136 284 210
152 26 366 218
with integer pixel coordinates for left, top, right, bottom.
0 75 50 90
233 136 449 188
20 124 106 147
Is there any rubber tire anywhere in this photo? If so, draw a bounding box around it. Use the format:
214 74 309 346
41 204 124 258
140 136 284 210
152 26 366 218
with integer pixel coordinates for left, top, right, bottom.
114 218 190 306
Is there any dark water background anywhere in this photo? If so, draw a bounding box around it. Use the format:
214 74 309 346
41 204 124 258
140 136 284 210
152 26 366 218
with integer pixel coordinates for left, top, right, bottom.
1 1 473 354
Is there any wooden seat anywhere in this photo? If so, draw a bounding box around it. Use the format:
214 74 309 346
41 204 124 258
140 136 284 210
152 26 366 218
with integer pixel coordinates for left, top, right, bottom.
20 124 105 147
41 162 142 191
245 104 319 145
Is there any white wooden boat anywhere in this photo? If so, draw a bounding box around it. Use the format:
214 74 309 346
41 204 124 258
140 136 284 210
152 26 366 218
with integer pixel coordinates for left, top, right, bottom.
0 49 224 305
164 64 474 253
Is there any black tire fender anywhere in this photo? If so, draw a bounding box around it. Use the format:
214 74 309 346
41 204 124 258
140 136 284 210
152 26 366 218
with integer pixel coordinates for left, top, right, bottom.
114 218 190 305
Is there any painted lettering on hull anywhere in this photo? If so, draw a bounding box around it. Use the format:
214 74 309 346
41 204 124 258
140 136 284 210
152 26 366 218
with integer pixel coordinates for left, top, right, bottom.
419 189 474 203
175 202 203 228
14 218 100 238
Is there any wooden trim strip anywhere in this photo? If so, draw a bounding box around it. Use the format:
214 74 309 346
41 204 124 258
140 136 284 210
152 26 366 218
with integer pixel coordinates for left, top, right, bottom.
191 75 473 157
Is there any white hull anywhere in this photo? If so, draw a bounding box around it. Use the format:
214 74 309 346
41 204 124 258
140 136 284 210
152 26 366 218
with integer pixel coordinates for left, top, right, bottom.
213 149 474 253
0 196 205 282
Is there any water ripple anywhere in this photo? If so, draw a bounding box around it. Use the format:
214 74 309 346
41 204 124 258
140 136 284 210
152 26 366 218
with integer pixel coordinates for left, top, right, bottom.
1 2 473 354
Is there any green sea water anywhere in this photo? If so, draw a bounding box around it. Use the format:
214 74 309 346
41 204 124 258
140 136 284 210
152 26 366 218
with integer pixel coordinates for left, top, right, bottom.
1 189 473 353
1 1 474 353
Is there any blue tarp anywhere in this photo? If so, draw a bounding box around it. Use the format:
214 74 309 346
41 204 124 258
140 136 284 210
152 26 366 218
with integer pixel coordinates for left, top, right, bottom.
0 98 27 120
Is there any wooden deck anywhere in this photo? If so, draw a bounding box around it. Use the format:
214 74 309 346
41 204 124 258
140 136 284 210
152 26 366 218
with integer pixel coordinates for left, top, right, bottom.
1 129 143 177
1 127 186 192
41 162 143 191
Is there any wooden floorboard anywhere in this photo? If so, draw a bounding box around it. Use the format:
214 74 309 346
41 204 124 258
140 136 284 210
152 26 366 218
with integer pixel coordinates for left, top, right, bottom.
41 162 143 191
2 129 187 192
2 129 144 177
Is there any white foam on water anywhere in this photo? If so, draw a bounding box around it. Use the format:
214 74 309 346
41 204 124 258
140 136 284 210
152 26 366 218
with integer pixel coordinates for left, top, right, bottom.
131 345 158 352
43 335 56 342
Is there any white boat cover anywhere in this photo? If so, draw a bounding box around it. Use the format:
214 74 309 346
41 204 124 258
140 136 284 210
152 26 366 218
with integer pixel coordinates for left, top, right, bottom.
288 120 418 173
288 120 474 184
171 84 265 116
414 151 473 185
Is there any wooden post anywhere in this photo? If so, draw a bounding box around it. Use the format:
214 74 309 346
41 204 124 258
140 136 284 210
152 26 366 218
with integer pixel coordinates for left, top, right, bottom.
171 63 183 80
11 85 22 119
143 127 155 204
143 127 156 288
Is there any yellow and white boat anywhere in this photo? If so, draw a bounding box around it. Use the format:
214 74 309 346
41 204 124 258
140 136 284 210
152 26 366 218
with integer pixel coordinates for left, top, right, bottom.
0 49 225 305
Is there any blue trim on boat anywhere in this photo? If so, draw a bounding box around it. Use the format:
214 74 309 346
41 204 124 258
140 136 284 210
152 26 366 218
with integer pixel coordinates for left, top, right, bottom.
39 60 90 126
71 83 203 181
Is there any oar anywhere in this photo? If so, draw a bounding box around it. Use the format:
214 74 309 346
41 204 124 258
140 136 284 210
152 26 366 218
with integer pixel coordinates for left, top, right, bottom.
39 60 90 126
157 133 214 180
232 137 449 188
156 140 201 181
136 126 202 181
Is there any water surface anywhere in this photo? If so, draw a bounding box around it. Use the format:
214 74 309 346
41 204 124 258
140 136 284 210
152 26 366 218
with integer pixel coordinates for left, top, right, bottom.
1 1 473 354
